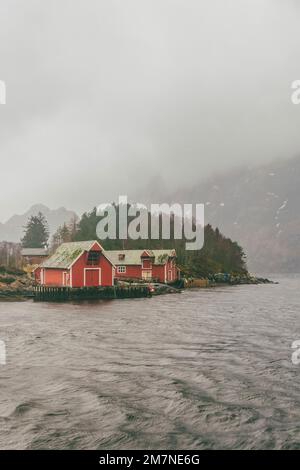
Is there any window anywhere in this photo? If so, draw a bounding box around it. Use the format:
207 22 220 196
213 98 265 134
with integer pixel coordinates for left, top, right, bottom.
118 253 125 261
142 259 152 269
117 266 126 273
87 251 100 265
142 270 152 280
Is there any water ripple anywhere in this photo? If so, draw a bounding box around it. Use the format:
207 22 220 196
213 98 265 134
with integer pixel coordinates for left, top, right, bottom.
0 275 300 449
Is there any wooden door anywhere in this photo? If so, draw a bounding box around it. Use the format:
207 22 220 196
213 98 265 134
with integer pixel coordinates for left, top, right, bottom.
85 269 101 287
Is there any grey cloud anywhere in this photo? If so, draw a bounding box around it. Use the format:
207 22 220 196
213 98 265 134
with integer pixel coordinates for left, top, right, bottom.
0 0 300 220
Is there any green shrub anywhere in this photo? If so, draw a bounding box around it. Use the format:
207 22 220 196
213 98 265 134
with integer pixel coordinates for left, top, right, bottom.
0 265 24 276
0 275 16 284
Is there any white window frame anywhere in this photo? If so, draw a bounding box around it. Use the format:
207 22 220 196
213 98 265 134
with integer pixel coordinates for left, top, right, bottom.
142 270 152 280
117 266 126 274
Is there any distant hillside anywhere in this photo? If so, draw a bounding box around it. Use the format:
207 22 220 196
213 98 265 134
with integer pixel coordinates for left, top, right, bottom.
0 204 77 243
168 156 300 273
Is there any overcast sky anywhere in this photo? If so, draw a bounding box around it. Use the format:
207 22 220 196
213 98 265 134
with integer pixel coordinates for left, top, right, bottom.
0 0 300 221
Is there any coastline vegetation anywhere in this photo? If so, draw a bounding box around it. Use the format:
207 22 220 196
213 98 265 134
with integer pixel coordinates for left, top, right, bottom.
70 206 248 278
0 204 260 300
21 205 248 277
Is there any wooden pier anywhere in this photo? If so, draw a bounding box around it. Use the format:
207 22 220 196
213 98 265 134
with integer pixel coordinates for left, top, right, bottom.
33 285 151 302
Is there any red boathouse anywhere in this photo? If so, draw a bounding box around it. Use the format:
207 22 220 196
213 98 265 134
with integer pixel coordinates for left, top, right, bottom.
105 249 179 283
35 240 115 287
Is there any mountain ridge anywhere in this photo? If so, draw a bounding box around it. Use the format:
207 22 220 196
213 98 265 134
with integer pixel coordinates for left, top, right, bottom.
0 204 77 243
167 155 300 272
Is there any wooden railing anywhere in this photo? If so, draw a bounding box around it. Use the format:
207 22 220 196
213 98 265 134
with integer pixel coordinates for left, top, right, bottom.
32 285 151 302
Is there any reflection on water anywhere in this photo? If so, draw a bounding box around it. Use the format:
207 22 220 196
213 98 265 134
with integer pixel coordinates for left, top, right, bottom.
0 275 300 449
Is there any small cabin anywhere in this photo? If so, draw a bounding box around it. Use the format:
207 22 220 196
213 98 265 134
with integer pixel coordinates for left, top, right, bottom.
35 240 115 287
21 247 49 266
105 249 179 283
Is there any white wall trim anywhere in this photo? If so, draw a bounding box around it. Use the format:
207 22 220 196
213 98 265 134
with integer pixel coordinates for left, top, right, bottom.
62 271 68 286
69 250 85 270
83 267 101 287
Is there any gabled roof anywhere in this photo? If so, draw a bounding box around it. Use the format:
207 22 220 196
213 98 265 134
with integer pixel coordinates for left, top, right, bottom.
40 240 102 269
105 249 176 266
21 248 49 257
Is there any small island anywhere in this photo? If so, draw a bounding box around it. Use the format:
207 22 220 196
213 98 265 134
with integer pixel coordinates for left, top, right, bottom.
0 209 274 301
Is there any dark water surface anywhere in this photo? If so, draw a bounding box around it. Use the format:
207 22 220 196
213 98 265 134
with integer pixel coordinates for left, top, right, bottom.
0 276 300 449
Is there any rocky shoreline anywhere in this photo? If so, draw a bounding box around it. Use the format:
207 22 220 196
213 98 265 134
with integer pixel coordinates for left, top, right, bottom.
184 274 276 288
0 266 276 301
211 273 276 285
0 267 33 300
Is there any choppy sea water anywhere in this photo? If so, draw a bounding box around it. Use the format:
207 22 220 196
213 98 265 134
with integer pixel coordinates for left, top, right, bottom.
0 275 300 450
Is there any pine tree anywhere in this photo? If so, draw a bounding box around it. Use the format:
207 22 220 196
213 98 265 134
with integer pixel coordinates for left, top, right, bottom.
50 222 72 251
21 212 49 248
68 215 78 241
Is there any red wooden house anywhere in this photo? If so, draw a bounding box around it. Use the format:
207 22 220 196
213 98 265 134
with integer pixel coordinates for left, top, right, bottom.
35 240 115 287
105 249 179 283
